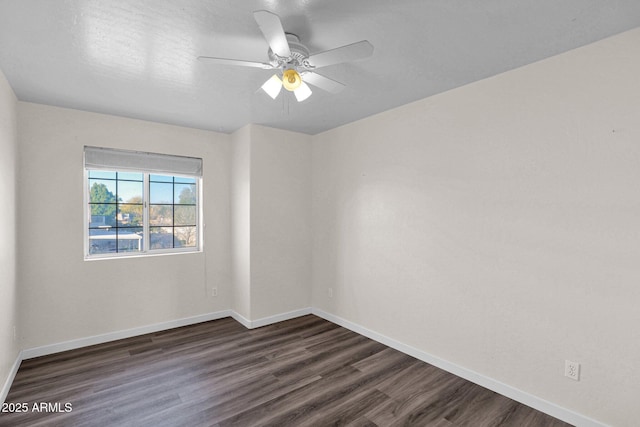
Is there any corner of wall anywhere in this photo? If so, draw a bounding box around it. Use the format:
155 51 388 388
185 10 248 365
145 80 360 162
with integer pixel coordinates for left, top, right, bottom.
230 124 313 322
0 67 20 404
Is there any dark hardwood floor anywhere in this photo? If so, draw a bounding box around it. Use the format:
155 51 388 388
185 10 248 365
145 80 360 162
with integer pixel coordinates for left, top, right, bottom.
0 315 572 427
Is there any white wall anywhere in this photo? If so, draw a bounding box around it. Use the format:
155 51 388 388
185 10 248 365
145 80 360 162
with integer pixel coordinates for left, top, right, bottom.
0 68 19 400
249 125 312 319
230 125 252 319
312 28 640 427
17 103 232 349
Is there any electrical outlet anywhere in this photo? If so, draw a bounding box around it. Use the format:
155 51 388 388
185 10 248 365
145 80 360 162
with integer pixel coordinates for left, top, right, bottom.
211 287 218 297
328 288 333 298
565 360 580 381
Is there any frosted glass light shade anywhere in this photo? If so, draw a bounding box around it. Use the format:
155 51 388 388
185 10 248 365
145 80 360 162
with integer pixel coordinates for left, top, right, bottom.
294 82 312 102
261 74 282 99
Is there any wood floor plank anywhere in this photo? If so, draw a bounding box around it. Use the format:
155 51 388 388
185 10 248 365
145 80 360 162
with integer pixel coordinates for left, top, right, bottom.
346 415 379 427
0 315 573 427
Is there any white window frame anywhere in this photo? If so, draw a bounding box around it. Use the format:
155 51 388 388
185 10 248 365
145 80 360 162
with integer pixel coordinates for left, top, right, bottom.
84 146 203 260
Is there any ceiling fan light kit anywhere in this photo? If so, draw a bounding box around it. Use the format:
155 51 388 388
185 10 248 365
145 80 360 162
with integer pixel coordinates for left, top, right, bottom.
261 74 283 99
282 68 302 91
293 81 312 102
198 10 374 103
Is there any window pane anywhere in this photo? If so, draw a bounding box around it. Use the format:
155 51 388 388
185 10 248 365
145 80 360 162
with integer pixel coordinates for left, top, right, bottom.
118 180 143 203
175 184 196 204
175 227 197 247
89 229 118 254
150 205 173 226
87 166 200 257
118 228 143 252
89 180 117 203
89 170 116 179
150 182 173 204
150 227 173 249
117 172 143 181
174 176 196 184
118 204 143 227
174 205 196 226
89 204 117 227
150 174 173 183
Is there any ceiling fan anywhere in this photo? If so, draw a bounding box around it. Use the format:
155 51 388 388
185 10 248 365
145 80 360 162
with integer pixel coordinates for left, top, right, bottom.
198 10 374 102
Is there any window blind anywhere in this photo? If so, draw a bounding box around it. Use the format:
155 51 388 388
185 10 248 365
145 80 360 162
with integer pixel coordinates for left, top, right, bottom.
84 146 202 177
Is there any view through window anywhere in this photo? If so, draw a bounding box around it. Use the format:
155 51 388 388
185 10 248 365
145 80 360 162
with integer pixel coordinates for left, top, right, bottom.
85 147 201 258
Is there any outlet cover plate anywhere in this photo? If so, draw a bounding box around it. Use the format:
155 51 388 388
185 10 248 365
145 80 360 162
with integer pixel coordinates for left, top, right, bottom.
565 360 580 381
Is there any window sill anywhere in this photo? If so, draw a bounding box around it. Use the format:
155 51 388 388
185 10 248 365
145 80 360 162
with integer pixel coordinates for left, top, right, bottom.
84 249 202 261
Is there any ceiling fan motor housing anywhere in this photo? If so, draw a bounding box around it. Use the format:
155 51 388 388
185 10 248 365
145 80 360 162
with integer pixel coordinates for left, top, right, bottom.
269 33 312 70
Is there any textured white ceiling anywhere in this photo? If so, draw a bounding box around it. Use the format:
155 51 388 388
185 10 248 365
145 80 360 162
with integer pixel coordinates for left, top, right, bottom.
1 0 639 135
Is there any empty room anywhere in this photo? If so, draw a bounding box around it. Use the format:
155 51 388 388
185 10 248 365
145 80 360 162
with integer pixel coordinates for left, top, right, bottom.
1 1 639 426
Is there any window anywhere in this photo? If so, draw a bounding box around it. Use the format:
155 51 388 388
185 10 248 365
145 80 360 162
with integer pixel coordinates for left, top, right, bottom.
84 146 202 258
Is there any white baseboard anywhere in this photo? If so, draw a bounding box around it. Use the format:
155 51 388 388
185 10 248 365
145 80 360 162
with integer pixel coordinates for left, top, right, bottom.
21 310 232 360
230 311 252 329
248 307 313 329
3 307 310 403
311 308 606 427
19 307 313 361
1 351 22 404
231 307 312 329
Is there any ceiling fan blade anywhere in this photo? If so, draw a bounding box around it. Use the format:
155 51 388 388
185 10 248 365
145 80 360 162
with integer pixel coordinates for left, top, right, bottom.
301 72 345 94
307 40 374 68
197 56 274 69
253 10 291 58
294 82 312 102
